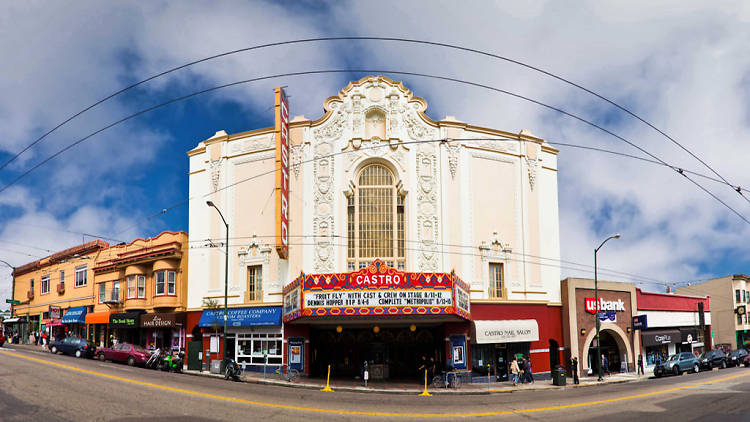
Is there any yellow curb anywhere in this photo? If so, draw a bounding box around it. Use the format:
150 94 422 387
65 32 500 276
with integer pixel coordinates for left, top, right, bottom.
2 351 748 418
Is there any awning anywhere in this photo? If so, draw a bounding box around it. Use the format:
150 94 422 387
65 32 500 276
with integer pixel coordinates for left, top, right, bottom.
473 320 540 344
140 312 186 328
680 328 697 344
641 329 680 347
61 306 88 324
198 306 281 328
110 312 141 329
85 311 111 325
2 317 23 324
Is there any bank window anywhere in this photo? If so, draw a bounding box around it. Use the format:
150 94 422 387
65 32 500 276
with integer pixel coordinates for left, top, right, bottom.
98 283 106 303
347 164 405 271
247 265 262 302
75 265 87 287
236 333 282 365
41 275 50 295
489 263 504 299
137 275 145 298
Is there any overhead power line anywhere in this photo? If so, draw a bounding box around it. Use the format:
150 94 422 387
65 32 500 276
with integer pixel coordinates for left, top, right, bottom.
1 37 743 207
1 69 747 227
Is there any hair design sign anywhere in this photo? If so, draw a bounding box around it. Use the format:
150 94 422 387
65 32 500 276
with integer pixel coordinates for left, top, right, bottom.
282 259 471 322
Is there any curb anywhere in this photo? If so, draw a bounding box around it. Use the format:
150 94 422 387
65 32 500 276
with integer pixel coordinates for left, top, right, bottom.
181 369 641 395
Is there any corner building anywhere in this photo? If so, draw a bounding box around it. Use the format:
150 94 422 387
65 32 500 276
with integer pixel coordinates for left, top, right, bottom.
187 76 562 379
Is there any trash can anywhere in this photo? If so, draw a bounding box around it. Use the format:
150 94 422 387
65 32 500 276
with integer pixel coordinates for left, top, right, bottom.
552 367 566 386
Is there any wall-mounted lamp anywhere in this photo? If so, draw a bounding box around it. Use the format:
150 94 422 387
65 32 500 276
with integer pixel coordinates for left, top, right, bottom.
373 325 380 334
627 327 632 334
336 325 343 333
580 328 586 336
409 324 416 332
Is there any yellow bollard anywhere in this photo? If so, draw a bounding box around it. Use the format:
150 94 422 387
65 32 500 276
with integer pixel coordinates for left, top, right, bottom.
321 364 334 392
419 369 432 396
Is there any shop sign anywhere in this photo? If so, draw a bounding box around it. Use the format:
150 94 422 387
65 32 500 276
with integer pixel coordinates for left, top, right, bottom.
61 306 87 324
282 259 471 322
274 86 290 260
110 312 140 328
598 311 617 322
585 297 626 314
49 305 61 320
632 315 648 330
642 329 680 347
198 306 282 328
473 320 540 344
140 312 184 328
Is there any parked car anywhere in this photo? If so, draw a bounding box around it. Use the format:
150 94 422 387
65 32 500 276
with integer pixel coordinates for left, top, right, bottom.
727 349 749 367
49 337 95 358
0 332 6 347
743 353 750 367
96 343 150 366
698 349 727 371
654 352 700 377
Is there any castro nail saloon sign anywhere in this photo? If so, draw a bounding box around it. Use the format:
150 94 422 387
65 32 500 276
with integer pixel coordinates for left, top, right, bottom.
282 259 471 322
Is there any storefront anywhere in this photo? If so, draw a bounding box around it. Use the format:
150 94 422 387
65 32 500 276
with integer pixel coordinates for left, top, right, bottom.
141 312 186 351
3 317 26 343
85 311 112 347
562 278 639 377
471 319 540 381
197 306 282 372
641 329 680 365
61 306 88 338
110 312 142 345
282 260 472 379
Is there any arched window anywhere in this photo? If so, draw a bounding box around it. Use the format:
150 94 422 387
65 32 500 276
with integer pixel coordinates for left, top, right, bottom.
347 164 405 270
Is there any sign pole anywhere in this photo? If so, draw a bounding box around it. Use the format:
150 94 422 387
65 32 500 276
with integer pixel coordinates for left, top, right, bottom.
419 369 432 396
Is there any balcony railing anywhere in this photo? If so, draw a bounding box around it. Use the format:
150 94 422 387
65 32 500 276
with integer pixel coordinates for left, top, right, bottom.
102 289 123 305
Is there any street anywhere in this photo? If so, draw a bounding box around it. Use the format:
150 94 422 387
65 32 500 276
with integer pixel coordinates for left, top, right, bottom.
1 346 749 421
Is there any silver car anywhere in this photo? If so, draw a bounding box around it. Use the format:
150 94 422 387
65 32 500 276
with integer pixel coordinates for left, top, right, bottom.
654 352 700 377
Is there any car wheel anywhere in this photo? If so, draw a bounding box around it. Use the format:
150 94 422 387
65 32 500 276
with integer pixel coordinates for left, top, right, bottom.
50 346 58 354
98 353 106 362
693 364 699 373
673 366 680 376
75 349 82 358
721 360 727 369
127 356 136 366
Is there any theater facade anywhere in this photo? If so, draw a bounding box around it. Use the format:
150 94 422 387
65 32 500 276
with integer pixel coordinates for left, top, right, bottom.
187 75 563 378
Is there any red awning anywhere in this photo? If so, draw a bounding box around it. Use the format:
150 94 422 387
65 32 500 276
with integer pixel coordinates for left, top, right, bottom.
42 319 63 327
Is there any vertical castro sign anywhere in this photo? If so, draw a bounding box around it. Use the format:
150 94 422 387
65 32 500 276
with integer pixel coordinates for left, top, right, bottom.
275 87 290 259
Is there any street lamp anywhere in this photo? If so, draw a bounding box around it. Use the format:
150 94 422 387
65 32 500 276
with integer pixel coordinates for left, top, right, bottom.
0 259 15 316
206 200 230 367
594 233 620 382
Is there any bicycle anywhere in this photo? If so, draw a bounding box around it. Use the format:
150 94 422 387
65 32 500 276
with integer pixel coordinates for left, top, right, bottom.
274 364 300 382
432 371 461 389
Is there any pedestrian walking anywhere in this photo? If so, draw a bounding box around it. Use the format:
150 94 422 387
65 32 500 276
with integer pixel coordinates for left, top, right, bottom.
41 330 48 350
637 354 645 376
601 354 610 376
510 357 520 386
524 356 534 383
571 357 580 384
428 357 436 382
418 355 427 385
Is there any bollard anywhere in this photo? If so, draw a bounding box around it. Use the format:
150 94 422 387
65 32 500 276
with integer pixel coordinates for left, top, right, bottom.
321 364 334 392
419 369 432 396
488 363 491 392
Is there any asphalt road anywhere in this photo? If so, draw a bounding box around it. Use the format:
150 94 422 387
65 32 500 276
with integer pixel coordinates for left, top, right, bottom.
1 345 749 421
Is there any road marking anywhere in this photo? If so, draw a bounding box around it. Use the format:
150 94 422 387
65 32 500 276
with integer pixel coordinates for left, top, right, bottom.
2 350 749 418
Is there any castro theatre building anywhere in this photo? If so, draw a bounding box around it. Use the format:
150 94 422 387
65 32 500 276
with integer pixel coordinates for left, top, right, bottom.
187 75 563 379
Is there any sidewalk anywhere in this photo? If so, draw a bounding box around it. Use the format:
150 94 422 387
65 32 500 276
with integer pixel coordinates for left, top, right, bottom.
183 368 646 395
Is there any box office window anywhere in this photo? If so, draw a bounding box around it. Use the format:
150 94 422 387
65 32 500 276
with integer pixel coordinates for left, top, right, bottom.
236 333 282 365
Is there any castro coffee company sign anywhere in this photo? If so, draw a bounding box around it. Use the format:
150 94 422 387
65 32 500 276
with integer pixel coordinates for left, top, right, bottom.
585 297 626 314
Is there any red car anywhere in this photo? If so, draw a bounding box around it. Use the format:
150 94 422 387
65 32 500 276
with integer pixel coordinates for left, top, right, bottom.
96 343 150 366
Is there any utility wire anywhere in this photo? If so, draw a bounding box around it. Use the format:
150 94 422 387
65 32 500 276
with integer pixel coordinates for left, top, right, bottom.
1 37 742 206
1 68 747 226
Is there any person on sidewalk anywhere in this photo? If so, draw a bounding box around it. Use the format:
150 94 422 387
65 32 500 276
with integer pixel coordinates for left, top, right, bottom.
637 354 645 376
418 355 427 385
510 357 520 386
524 356 534 384
601 354 610 376
571 357 580 384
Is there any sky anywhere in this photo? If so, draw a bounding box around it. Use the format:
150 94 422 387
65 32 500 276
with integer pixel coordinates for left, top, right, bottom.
1 1 750 309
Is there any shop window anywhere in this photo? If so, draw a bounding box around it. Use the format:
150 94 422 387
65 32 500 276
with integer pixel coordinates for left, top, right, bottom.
167 271 176 295
127 275 136 299
247 265 262 302
489 263 504 299
236 332 283 365
347 164 405 270
41 275 50 295
154 270 175 296
75 265 87 287
98 283 106 303
137 275 145 298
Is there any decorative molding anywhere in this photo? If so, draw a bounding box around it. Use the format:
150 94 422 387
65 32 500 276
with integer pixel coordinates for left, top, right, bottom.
208 159 223 192
446 142 461 179
314 103 346 141
229 135 274 154
416 143 439 271
233 150 275 165
291 144 304 179
404 110 437 141
312 135 335 272
525 156 538 191
469 150 515 164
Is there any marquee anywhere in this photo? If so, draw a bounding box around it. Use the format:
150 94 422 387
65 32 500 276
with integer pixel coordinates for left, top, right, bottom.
283 259 471 322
